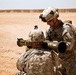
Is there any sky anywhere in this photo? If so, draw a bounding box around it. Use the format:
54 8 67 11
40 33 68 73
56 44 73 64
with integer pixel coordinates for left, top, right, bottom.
0 0 76 10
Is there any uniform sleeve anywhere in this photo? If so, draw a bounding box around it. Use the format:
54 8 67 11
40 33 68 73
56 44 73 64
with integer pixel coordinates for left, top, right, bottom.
62 23 75 50
45 26 52 41
46 30 50 40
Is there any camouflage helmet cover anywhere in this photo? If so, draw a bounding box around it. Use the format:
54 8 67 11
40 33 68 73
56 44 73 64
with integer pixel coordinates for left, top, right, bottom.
39 7 59 22
29 25 45 42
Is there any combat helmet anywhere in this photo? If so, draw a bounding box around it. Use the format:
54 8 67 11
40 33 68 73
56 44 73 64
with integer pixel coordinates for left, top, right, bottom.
29 25 45 42
39 7 59 22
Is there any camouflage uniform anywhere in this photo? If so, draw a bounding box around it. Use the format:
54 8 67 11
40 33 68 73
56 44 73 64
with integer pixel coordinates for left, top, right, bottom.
16 48 62 75
39 7 76 75
46 21 76 75
16 26 62 75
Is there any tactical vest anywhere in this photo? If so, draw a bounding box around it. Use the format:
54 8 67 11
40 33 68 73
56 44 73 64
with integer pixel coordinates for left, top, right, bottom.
46 20 76 50
46 20 64 42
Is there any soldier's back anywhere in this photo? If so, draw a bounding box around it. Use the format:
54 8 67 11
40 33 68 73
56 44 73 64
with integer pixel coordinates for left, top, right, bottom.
16 48 55 75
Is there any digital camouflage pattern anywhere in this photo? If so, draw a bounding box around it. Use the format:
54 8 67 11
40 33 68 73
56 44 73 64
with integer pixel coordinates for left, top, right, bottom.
46 20 64 42
16 23 76 75
46 21 76 75
59 50 76 75
16 48 62 75
29 25 45 42
39 7 59 22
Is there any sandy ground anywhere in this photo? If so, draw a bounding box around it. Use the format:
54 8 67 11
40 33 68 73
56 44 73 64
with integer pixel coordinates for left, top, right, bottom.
0 12 76 75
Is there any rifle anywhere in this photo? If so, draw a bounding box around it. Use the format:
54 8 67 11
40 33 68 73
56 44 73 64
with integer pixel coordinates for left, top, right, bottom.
17 38 67 53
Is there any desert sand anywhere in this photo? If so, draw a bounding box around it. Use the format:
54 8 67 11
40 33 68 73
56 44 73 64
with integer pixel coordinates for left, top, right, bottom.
0 12 76 75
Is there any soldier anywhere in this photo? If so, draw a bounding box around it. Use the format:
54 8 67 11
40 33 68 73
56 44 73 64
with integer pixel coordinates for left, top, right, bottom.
16 25 62 75
39 7 76 75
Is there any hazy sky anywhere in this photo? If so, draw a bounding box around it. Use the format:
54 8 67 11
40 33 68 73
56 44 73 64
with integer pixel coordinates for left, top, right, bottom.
0 0 76 10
